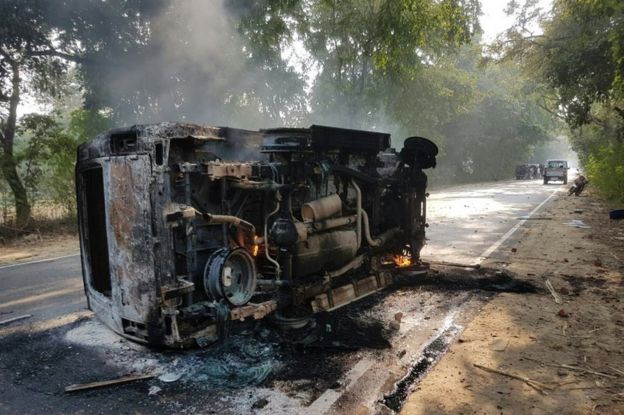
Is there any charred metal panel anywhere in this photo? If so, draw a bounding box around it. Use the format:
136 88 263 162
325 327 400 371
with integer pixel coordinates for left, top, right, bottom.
103 156 156 326
76 123 438 348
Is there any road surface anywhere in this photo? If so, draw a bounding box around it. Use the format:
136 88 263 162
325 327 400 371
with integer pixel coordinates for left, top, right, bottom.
0 255 84 322
0 179 559 325
0 179 563 414
423 179 559 264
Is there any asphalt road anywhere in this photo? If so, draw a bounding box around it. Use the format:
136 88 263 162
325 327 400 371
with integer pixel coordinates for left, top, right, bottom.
0 179 560 326
423 179 560 264
0 255 84 323
0 178 563 414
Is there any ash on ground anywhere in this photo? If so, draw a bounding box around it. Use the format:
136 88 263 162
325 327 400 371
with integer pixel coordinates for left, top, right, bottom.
0 269 538 414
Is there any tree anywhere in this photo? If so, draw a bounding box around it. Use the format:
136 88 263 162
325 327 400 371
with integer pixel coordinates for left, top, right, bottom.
500 0 624 130
233 0 555 183
77 0 306 127
1 2 73 224
0 0 161 225
16 109 111 215
238 0 482 130
500 0 624 200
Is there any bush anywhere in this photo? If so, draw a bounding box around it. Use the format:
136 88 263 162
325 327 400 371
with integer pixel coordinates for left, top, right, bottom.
19 109 111 217
585 142 624 202
1 109 111 232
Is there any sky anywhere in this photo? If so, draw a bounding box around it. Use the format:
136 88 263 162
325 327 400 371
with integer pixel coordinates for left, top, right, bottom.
480 0 553 42
480 0 517 42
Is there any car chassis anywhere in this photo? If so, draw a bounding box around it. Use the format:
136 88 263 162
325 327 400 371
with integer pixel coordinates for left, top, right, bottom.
76 123 437 348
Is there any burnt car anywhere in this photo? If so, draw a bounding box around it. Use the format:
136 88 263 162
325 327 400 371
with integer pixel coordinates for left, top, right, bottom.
76 123 437 348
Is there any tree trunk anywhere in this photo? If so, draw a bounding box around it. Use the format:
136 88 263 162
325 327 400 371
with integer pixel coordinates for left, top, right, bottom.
0 60 31 226
0 149 31 225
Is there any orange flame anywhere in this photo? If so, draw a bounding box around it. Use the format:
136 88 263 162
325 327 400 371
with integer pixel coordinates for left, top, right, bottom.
393 255 412 268
252 244 259 257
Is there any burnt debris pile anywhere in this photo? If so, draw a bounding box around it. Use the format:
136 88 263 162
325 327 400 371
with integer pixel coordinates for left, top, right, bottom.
405 267 542 294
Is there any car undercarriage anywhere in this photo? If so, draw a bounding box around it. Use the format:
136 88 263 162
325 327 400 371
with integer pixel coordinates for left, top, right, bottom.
75 123 438 348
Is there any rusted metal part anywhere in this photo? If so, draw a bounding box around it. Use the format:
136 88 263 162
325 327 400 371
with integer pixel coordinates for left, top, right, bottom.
230 300 277 321
160 279 195 302
205 161 254 180
76 123 437 348
311 273 394 313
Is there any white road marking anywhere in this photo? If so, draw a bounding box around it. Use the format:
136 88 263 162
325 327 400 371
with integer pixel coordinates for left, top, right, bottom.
0 253 80 271
477 189 559 262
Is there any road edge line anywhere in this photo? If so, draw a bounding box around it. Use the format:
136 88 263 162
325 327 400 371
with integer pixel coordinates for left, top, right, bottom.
0 253 80 271
477 189 559 262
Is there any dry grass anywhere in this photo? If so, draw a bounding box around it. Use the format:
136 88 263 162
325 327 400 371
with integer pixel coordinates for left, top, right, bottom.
0 195 77 241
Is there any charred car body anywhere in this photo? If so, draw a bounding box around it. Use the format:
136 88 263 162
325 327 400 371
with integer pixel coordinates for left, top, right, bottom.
76 123 437 348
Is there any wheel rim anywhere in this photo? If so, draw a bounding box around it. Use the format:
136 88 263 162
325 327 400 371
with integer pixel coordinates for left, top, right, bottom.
204 248 257 306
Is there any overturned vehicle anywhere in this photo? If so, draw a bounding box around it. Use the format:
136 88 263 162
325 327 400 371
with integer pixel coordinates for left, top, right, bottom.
76 123 437 348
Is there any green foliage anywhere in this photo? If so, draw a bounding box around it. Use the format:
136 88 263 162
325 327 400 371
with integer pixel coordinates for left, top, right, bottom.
303 0 480 127
507 0 624 128
585 142 624 201
67 109 112 142
0 0 161 224
540 0 622 128
15 114 57 195
232 0 553 184
2 0 564 220
434 57 552 182
502 0 624 201
564 102 624 200
14 109 111 216
225 0 481 131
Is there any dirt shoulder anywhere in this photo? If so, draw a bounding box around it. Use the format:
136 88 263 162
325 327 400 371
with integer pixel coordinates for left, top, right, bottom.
401 189 624 414
0 232 79 266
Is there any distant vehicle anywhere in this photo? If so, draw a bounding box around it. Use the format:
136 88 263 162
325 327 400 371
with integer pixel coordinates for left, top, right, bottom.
543 159 568 184
515 163 541 180
528 163 541 179
515 165 527 180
